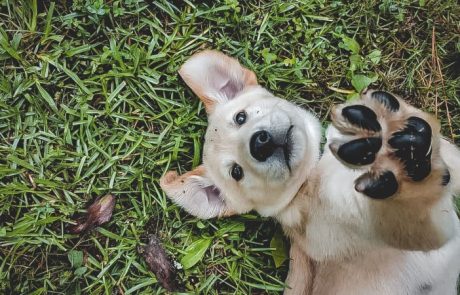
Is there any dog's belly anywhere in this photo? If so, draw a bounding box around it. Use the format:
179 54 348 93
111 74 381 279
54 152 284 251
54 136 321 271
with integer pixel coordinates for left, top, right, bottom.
304 150 379 260
311 234 460 295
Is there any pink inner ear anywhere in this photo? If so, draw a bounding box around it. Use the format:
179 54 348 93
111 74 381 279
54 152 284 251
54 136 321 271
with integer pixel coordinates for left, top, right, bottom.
203 185 225 207
213 66 243 100
220 78 242 100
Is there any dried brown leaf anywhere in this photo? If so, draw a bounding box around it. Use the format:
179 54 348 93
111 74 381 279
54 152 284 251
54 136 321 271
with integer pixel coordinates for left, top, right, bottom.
138 235 178 291
70 194 116 234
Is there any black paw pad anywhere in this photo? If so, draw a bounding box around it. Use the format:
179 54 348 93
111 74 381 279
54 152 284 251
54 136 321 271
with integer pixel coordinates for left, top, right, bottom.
342 105 381 132
355 171 398 199
442 169 450 186
404 157 431 181
388 117 432 181
336 137 382 166
371 91 400 112
389 117 432 157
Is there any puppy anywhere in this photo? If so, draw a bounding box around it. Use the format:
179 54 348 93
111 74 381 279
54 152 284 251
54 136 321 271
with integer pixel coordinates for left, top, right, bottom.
160 50 460 294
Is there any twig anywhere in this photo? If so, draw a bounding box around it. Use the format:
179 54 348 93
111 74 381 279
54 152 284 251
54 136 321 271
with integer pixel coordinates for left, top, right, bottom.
431 26 455 140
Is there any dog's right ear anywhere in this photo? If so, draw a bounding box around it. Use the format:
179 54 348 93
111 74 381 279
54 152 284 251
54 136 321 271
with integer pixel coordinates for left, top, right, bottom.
160 166 236 219
179 50 258 113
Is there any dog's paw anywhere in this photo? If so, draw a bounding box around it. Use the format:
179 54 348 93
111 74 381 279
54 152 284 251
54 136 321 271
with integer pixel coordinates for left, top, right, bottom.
329 90 448 200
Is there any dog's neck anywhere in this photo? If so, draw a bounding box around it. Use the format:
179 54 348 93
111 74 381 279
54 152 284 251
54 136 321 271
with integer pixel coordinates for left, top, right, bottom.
254 189 303 218
272 176 319 234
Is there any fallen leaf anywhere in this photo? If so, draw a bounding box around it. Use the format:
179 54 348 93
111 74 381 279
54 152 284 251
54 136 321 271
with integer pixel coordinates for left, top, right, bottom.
180 238 211 269
68 250 84 268
70 194 116 234
351 74 378 93
339 35 360 55
138 235 178 291
261 48 277 64
270 228 289 268
367 50 382 64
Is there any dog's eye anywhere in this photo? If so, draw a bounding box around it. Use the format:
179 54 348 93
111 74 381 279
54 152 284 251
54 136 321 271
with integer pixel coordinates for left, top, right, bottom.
231 164 244 181
234 111 247 125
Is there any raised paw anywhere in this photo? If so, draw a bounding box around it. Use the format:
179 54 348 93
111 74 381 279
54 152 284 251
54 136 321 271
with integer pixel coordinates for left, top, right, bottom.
329 89 447 200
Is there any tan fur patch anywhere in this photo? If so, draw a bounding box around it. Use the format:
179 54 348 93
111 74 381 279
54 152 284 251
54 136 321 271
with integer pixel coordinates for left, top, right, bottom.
160 165 206 189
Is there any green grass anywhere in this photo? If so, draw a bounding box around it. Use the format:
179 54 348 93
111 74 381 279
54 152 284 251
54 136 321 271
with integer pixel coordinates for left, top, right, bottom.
0 0 459 294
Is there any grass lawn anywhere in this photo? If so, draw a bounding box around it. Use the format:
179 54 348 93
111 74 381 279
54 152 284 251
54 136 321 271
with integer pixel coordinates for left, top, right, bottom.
1 0 459 294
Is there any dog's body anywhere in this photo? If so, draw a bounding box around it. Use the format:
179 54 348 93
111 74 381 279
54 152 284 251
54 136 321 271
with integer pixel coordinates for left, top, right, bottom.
281 137 460 295
160 50 460 294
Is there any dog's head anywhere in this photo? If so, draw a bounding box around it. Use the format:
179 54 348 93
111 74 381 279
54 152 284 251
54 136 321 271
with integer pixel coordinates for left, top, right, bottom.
160 50 321 219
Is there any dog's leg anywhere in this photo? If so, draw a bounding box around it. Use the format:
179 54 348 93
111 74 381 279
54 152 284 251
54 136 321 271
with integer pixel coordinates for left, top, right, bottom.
284 242 314 295
328 90 459 251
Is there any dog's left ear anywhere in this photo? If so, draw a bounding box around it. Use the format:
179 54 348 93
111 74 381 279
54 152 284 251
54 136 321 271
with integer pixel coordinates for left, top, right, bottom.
160 166 236 219
179 50 258 113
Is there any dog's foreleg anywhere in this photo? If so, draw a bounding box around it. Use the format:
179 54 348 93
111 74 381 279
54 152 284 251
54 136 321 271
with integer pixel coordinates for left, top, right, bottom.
284 242 315 295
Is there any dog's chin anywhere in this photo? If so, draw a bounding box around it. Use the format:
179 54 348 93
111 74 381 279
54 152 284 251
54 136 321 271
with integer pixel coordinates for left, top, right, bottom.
284 125 308 172
263 126 308 182
283 125 294 171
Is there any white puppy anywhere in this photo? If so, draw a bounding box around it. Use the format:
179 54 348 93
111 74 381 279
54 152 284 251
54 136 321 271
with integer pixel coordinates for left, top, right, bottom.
160 50 460 294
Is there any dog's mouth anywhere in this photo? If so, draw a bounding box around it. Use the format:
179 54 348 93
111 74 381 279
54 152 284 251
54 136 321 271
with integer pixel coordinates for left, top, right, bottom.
283 125 294 171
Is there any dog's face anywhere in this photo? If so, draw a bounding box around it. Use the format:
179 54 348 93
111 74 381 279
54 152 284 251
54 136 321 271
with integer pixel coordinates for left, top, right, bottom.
160 51 321 219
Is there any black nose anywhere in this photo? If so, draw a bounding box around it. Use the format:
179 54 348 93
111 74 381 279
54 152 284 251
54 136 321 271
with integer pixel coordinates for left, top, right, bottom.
250 130 277 161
